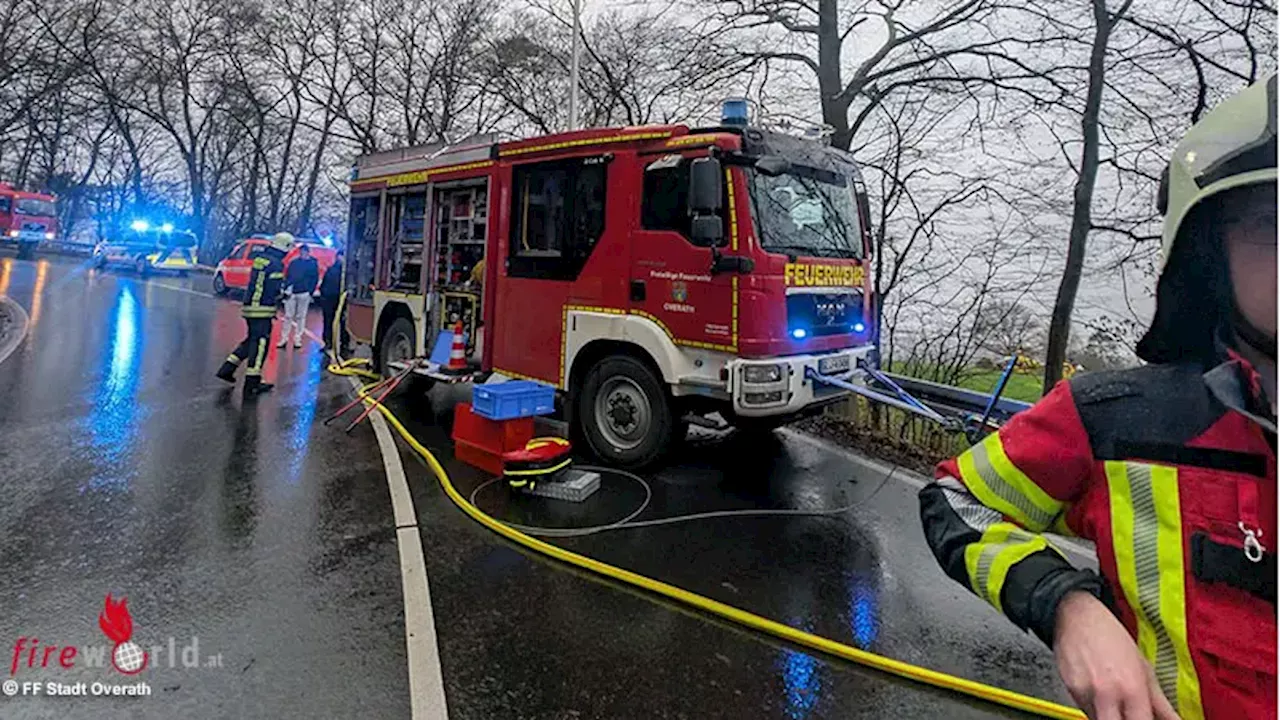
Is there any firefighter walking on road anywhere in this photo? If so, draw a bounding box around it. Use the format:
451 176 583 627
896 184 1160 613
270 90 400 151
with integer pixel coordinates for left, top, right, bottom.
216 232 291 396
919 76 1276 720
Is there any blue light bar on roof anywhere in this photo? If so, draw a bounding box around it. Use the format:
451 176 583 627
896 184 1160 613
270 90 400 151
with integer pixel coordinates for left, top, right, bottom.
721 98 749 127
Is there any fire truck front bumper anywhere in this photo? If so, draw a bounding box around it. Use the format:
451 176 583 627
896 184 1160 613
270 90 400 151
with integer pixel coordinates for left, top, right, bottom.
728 345 876 418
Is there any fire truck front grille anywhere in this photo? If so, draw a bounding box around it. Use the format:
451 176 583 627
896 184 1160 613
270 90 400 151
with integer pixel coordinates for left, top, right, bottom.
22 222 45 232
786 291 863 338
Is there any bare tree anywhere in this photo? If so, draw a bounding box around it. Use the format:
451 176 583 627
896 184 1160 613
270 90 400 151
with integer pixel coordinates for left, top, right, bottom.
1040 0 1133 389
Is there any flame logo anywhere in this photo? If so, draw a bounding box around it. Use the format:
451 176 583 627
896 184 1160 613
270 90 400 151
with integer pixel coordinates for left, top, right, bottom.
98 594 134 644
99 593 147 674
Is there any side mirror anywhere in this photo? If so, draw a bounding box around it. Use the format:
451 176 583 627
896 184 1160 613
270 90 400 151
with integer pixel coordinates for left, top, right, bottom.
689 216 723 247
754 155 790 177
688 157 723 214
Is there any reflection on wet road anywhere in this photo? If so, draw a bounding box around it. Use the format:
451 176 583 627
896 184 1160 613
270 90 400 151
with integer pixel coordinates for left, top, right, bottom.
0 253 1075 719
0 255 408 719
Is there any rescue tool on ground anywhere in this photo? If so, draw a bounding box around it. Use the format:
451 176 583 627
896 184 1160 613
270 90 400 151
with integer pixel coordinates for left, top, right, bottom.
920 74 1277 720
339 101 1024 469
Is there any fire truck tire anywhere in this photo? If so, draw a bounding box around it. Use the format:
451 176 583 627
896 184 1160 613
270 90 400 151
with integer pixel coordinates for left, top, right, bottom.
377 316 427 397
578 355 673 470
16 243 34 260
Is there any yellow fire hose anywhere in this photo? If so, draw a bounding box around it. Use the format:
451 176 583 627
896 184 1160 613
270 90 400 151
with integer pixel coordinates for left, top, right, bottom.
327 357 1084 720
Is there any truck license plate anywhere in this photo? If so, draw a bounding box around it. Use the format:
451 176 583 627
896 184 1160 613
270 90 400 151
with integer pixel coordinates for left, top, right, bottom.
818 355 850 375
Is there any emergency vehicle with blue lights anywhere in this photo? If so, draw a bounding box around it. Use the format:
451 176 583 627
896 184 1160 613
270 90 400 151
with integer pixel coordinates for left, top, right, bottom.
0 184 58 259
92 219 197 276
344 103 877 468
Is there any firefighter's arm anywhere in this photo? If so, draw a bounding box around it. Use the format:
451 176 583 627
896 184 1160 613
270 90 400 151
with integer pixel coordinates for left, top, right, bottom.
918 382 1107 646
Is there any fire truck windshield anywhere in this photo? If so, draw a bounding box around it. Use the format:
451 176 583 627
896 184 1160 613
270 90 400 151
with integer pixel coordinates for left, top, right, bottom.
15 198 54 216
746 166 862 260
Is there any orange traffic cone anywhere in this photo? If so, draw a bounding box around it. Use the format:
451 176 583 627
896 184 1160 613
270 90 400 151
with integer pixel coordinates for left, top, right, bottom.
444 321 468 374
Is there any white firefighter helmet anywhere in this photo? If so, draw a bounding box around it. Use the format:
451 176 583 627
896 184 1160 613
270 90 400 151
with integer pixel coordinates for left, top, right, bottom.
271 232 295 253
1136 74 1276 364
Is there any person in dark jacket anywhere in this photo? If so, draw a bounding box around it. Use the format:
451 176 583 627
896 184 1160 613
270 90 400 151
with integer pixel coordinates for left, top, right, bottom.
279 243 319 349
318 249 349 358
216 232 290 396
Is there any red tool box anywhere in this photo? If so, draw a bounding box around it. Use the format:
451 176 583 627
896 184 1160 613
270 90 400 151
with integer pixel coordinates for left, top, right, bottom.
451 402 534 475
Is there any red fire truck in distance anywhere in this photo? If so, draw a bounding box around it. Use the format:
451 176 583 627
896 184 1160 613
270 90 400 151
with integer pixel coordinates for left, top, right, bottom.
0 184 58 259
345 118 875 468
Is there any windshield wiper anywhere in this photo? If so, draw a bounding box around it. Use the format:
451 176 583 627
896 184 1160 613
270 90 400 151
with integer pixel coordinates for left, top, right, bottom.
764 242 854 257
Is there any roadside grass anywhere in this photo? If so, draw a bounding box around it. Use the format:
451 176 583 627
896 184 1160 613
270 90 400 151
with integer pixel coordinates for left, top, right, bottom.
955 369 1044 403
888 361 1045 403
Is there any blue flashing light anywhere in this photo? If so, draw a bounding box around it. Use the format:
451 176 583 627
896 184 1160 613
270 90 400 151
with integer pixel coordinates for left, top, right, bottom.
129 219 149 232
721 98 749 127
853 322 866 333
791 328 807 340
160 223 174 233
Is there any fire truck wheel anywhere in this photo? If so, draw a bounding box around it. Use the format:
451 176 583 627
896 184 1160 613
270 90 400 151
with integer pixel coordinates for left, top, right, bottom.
378 316 424 397
16 243 34 260
578 355 673 470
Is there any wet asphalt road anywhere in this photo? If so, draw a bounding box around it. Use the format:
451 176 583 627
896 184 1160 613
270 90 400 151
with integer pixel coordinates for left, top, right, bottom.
0 253 1078 719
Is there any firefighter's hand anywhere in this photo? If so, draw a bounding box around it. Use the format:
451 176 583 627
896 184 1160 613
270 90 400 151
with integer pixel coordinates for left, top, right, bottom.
1053 591 1179 720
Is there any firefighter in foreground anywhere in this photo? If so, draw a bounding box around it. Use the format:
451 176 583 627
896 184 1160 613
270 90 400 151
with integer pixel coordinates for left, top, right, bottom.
216 232 291 396
920 75 1275 720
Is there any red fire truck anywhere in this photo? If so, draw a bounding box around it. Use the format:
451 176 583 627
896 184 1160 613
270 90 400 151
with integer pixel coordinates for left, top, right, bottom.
345 118 876 468
0 184 58 259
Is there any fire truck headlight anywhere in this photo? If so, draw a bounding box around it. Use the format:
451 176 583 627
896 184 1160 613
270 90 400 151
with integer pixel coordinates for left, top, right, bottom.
7 229 17 238
744 390 785 405
853 322 866 334
743 364 783 384
43 231 54 240
791 328 808 340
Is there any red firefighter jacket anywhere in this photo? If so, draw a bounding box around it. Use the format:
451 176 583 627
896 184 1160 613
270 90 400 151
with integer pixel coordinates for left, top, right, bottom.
920 357 1276 720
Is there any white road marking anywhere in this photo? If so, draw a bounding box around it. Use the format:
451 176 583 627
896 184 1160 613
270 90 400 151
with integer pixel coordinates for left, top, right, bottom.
779 427 1098 561
147 281 218 299
131 282 447 718
317 324 448 720
0 296 30 366
344 373 450 720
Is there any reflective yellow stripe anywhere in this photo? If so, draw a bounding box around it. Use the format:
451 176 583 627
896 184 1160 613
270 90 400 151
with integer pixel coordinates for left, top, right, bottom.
499 131 672 157
1106 461 1203 719
247 338 267 375
957 433 1062 531
963 522 1047 612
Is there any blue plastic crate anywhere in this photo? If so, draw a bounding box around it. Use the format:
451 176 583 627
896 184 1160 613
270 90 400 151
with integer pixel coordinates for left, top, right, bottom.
472 380 556 420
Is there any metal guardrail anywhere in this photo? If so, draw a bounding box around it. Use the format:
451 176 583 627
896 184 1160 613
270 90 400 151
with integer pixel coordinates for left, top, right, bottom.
876 372 1033 423
806 358 1035 444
